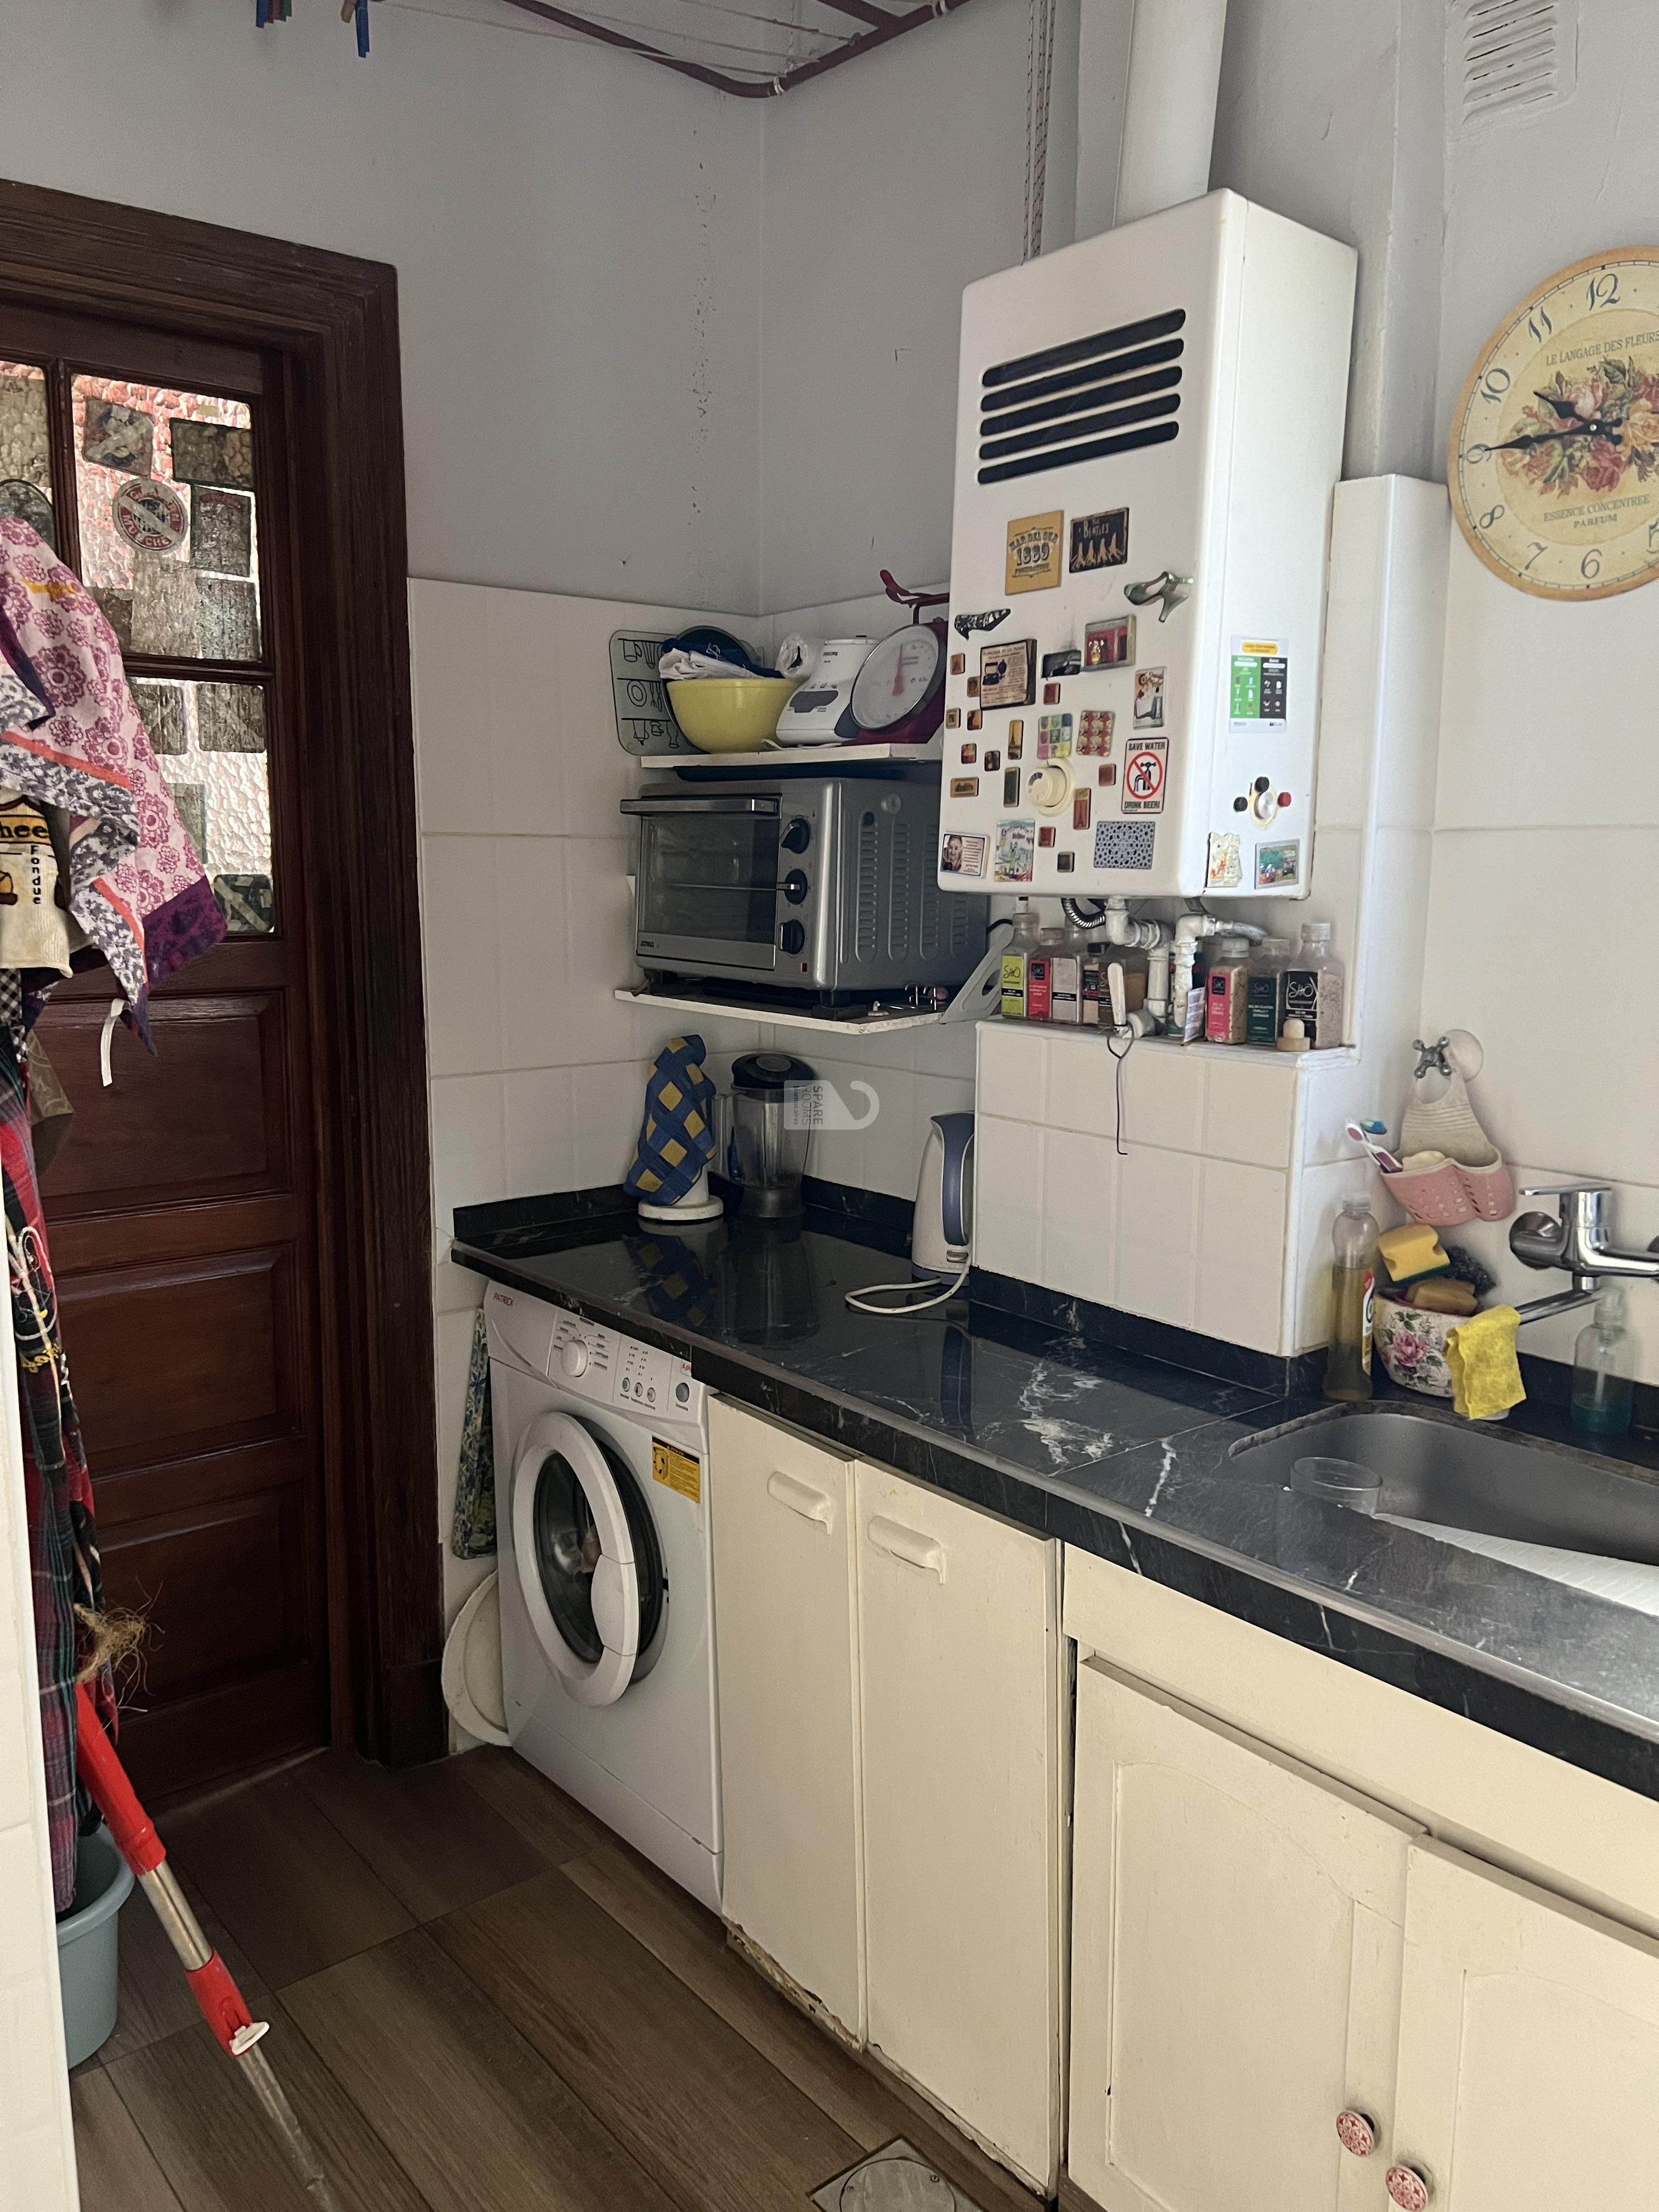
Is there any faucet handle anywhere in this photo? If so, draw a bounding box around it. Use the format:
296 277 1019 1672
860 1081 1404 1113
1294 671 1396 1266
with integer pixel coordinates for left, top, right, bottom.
1520 1182 1613 1198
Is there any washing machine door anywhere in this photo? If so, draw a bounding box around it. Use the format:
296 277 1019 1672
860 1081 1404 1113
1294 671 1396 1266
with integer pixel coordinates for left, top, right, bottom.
511 1411 665 1708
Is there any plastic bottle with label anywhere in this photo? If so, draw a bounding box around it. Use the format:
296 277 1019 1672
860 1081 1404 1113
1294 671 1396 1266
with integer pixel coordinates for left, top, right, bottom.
1323 1198 1376 1402
1283 922 1345 1049
1000 900 1041 1019
1204 935 1253 1044
1026 926 1063 1023
1051 918 1084 1025
1571 1291 1634 1437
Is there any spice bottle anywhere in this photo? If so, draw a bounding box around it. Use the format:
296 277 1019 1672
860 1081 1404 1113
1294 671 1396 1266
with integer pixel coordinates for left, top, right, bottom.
1026 926 1062 1022
1051 920 1083 1025
1081 942 1105 1026
1204 934 1253 1045
1283 921 1345 1049
1000 900 1040 1019
1245 935 1290 1046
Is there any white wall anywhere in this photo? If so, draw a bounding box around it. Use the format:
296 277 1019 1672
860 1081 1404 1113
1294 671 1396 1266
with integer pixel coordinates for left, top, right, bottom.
757 0 1081 613
0 0 763 613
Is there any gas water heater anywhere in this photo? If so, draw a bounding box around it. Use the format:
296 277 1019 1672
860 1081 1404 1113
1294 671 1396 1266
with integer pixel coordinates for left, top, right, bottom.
937 190 1356 901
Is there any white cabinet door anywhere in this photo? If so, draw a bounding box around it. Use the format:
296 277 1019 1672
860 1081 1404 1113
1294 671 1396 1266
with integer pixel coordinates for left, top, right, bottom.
1069 1658 1418 2212
855 1462 1062 2192
1391 1840 1659 2212
708 1398 865 2038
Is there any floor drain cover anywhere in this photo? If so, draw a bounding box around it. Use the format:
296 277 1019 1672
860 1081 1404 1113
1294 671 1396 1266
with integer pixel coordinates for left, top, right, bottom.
810 2138 985 2212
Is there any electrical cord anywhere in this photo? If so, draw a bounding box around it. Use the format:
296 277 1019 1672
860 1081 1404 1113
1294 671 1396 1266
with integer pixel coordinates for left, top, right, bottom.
846 1259 972 1317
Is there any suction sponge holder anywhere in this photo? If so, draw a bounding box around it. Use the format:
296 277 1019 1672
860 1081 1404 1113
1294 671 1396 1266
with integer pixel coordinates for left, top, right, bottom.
1390 1031 1515 1227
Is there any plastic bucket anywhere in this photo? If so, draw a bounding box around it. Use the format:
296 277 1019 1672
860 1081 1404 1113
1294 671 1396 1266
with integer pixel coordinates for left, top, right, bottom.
57 1826 134 2068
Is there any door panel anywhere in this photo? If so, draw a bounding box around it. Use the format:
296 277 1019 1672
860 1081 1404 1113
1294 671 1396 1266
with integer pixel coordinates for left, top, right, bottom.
1068 1659 1418 2212
1391 1841 1659 2212
4 303 329 1794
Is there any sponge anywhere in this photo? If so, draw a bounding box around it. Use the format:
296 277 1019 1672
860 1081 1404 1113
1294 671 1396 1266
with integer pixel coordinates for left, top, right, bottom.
1376 1221 1450 1286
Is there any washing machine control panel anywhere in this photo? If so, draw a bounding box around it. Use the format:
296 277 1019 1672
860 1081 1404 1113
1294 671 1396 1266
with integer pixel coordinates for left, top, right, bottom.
616 1337 696 1420
541 1309 700 1422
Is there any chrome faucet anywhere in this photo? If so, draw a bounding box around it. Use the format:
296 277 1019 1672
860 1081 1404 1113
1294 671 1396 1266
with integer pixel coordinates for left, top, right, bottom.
1508 1183 1659 1324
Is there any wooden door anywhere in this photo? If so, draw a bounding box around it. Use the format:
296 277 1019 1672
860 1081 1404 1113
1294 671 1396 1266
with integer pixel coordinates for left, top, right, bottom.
0 307 328 1794
1068 1658 1418 2212
1390 1840 1659 2211
708 1399 865 2039
855 1462 1062 2192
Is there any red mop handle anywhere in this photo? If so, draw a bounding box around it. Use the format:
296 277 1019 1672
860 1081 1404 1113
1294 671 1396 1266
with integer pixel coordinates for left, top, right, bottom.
74 1683 263 2056
74 1682 163 1874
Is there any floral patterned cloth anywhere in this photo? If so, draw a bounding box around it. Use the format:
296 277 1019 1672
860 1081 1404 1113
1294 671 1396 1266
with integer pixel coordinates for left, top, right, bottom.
0 518 224 1045
449 1305 496 1560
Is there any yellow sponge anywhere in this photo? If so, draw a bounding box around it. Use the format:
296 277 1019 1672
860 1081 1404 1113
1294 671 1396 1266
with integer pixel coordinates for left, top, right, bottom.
1376 1222 1449 1284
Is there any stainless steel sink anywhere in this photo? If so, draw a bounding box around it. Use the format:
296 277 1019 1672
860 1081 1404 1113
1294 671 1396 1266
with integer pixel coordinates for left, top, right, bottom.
1232 1406 1659 1567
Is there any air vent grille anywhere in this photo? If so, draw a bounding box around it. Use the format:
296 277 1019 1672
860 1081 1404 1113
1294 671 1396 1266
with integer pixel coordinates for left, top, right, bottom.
979 309 1184 484
1457 0 1574 126
855 811 879 964
887 821 912 962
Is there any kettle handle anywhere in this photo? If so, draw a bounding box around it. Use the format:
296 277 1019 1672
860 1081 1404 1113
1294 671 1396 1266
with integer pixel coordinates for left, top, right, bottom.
931 1113 975 1253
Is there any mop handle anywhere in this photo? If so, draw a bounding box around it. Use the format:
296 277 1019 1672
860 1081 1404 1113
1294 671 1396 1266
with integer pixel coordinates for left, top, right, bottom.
73 1684 267 2056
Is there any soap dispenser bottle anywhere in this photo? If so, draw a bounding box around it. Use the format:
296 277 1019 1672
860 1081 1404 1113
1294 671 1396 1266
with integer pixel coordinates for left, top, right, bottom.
1323 1198 1377 1402
1571 1291 1634 1437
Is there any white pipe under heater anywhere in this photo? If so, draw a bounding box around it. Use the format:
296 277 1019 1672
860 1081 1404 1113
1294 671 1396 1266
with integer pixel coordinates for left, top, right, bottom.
1114 0 1230 226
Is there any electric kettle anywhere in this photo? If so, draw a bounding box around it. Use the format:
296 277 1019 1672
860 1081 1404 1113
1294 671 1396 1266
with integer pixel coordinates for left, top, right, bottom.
912 1112 974 1279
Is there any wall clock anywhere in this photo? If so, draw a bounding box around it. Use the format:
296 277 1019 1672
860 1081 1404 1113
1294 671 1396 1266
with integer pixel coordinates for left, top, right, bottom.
1449 248 1659 600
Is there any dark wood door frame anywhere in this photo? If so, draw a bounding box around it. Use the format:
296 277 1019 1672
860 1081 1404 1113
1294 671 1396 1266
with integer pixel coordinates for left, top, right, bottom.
0 177 443 1767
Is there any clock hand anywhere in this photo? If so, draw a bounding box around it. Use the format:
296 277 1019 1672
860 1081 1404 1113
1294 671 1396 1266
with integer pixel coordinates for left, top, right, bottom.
1471 416 1620 459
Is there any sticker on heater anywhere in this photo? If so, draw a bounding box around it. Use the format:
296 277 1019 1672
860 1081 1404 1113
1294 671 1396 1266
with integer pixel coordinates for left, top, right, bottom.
941 832 988 878
1229 635 1289 730
1120 736 1166 814
979 638 1036 708
1206 831 1244 890
1036 713 1072 760
1005 510 1064 595
1077 709 1114 757
1133 666 1165 726
1070 507 1128 573
1255 839 1300 888
994 820 1035 883
652 1440 702 1504
1093 820 1156 871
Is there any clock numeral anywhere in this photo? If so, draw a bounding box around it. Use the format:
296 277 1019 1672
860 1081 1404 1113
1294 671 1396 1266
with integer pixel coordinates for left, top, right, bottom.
1587 272 1621 310
1463 443 1493 465
1523 541 1546 571
1478 367 1511 404
1527 306 1554 343
1581 548 1603 581
1479 504 1506 531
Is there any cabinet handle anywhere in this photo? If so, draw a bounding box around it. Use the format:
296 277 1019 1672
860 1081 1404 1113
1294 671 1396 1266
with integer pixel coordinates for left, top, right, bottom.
866 1516 946 1580
1335 2111 1377 2158
1385 2166 1431 2211
766 1469 834 1531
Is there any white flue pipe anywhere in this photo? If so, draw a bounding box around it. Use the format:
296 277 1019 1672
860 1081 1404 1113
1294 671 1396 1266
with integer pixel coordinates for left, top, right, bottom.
1115 0 1229 226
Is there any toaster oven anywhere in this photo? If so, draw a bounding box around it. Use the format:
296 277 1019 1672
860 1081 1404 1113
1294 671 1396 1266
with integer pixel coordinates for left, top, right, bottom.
621 774 985 1000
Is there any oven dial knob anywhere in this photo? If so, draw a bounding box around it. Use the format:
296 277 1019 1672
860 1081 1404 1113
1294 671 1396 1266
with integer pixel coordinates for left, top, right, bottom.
781 817 811 854
560 1341 589 1379
783 871 809 904
781 921 806 954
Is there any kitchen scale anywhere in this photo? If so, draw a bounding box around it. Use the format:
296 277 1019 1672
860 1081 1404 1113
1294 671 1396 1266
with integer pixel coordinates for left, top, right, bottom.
772 636 873 744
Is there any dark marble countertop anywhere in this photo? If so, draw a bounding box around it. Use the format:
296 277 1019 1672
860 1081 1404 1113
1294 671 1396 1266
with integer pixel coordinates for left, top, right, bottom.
453 1196 1659 1803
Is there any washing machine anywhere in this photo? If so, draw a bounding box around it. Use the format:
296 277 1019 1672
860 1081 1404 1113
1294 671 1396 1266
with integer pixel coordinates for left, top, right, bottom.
486 1280 721 1910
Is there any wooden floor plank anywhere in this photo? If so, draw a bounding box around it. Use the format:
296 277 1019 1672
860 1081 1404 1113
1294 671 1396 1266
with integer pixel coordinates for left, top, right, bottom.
71 2068 186 2212
283 1926 679 2212
97 1863 272 2068
162 1769 415 1988
101 1997 429 2212
564 1838 1042 2212
291 1747 550 1922
432 1866 864 2212
450 1745 610 1865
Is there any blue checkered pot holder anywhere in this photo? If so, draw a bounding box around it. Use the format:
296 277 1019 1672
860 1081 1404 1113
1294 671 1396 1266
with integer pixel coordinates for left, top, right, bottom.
624 1035 716 1205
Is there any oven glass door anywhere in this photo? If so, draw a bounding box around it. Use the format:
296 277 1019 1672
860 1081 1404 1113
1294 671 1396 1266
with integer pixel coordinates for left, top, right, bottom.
634 798 781 972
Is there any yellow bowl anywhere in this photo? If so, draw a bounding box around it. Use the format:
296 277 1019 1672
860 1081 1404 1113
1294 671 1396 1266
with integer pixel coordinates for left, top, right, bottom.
668 676 799 753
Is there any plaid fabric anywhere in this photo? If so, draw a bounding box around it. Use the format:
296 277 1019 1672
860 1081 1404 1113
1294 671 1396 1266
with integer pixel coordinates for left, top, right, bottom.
0 1032 110 1910
623 1035 715 1206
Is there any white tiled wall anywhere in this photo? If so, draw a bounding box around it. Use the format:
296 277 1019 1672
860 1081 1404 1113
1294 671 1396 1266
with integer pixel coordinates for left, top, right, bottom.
1418 530 1659 1384
974 478 1452 1362
0 1281 77 2208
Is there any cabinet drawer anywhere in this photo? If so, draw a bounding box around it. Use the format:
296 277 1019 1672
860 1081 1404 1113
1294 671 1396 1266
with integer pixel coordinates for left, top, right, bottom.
709 1398 864 2036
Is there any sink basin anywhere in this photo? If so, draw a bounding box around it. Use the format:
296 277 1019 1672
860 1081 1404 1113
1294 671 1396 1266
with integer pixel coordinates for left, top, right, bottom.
1232 1406 1659 1567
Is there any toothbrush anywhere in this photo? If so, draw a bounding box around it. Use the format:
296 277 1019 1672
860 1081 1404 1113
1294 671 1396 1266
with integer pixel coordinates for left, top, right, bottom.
1345 1120 1403 1174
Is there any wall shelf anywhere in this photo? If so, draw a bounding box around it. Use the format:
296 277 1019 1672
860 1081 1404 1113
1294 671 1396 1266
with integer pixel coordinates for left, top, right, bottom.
614 986 946 1037
635 737 942 772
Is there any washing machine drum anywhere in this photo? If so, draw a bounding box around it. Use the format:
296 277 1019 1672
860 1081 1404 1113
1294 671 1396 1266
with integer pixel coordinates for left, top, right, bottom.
512 1412 667 1707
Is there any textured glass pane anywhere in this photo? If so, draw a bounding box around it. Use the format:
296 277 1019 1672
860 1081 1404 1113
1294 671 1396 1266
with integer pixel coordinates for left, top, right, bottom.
72 376 261 662
0 362 55 550
132 679 273 935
